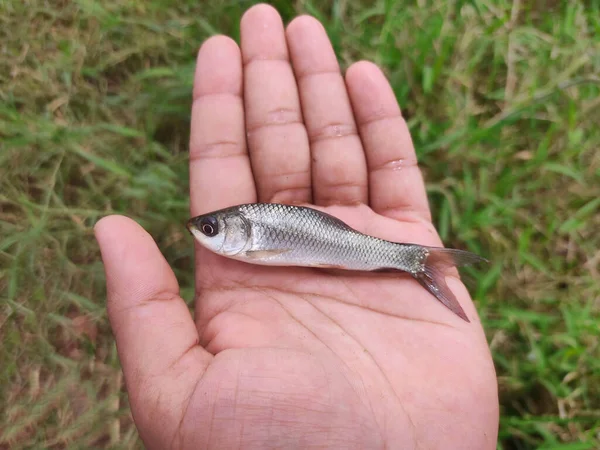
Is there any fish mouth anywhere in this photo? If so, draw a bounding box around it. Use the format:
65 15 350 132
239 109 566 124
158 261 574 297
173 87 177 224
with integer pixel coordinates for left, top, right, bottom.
185 218 198 234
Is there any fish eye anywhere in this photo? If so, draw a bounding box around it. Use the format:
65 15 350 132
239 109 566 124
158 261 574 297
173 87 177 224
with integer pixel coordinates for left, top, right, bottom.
199 216 218 237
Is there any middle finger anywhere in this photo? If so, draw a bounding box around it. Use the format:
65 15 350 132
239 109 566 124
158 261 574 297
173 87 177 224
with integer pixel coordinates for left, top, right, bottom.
241 5 312 205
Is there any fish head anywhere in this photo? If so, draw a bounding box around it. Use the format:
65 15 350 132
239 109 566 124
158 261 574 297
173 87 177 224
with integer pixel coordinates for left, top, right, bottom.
186 209 251 256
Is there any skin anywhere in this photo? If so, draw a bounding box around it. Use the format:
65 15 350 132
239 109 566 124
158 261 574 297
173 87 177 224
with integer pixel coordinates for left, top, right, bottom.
94 4 499 449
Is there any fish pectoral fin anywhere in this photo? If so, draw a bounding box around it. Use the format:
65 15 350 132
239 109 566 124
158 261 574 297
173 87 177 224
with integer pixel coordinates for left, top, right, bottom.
245 249 291 259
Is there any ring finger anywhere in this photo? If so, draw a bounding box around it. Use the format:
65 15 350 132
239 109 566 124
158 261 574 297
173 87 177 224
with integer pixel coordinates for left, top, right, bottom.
286 16 368 206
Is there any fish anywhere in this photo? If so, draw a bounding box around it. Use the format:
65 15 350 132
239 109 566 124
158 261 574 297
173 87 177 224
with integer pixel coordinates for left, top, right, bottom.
186 203 487 322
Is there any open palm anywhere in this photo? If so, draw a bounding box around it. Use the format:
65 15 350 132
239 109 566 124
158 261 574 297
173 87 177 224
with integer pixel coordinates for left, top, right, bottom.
95 5 498 449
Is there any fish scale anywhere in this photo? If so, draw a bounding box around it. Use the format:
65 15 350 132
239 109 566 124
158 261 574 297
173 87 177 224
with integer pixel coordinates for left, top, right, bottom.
187 202 488 322
235 203 427 273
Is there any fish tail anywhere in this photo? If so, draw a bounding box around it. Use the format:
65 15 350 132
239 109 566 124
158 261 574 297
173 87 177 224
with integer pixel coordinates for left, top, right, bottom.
412 247 488 322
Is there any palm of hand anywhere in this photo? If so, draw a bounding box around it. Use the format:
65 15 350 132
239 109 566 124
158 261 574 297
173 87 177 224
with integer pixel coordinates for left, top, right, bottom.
95 5 498 450
190 207 496 448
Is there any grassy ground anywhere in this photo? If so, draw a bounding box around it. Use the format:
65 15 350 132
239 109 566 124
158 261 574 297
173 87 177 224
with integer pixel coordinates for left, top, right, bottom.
1 0 599 448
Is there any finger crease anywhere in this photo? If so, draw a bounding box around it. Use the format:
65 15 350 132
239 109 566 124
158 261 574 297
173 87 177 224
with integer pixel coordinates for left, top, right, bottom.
243 55 289 68
295 68 341 82
137 289 181 307
189 140 245 162
268 167 312 180
321 179 367 190
376 204 432 224
369 157 419 173
260 169 312 203
112 290 180 318
268 186 312 203
246 108 304 133
192 91 242 103
308 123 358 143
165 338 201 374
358 112 403 128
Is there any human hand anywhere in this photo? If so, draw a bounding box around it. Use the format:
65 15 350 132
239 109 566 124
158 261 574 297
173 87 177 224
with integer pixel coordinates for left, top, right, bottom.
95 4 499 449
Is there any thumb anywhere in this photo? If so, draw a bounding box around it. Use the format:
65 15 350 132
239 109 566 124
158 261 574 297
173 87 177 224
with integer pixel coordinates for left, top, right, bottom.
95 215 211 444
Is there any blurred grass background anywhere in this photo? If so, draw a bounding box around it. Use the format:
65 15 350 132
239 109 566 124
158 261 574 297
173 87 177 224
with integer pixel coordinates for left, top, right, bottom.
1 0 599 448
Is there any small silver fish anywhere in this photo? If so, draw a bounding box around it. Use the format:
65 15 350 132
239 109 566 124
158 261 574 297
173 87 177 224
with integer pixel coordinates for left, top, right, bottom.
187 203 486 322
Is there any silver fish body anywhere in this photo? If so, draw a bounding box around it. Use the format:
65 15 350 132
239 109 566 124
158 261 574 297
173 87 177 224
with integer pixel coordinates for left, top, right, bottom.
187 203 486 322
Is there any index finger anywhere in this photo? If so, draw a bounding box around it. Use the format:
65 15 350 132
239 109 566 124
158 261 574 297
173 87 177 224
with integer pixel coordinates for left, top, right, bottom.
189 36 256 216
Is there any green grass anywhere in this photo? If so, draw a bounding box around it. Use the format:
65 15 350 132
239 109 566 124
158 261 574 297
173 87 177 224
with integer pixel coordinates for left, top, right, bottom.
1 0 599 448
